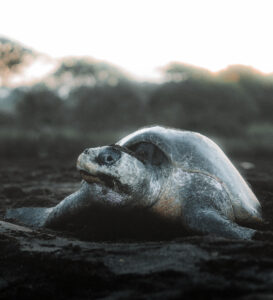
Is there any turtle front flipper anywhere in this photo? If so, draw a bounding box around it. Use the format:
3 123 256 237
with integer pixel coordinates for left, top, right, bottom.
6 207 53 227
5 184 91 229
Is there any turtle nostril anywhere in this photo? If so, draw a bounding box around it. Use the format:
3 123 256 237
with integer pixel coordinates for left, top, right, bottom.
84 148 89 155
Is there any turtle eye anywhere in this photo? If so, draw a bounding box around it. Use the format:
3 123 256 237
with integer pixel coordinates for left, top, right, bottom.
127 142 167 166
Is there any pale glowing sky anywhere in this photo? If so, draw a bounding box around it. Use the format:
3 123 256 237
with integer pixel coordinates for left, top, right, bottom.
1 0 273 81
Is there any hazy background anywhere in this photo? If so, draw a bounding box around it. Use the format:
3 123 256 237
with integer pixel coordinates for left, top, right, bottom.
1 0 272 160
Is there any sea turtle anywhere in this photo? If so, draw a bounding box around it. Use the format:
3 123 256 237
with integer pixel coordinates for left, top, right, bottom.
6 126 262 239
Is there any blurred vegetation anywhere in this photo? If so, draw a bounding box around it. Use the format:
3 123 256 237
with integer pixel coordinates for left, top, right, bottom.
0 37 36 86
0 38 272 159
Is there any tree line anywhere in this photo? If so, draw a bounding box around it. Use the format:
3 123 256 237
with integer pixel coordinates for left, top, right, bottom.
1 38 272 153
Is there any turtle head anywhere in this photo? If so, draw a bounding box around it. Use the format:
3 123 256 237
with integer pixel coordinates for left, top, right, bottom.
77 141 170 207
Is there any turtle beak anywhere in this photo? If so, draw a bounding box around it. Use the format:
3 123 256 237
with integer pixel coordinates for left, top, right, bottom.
77 151 98 175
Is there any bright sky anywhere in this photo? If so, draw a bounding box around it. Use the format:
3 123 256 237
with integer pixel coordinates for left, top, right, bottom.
1 0 273 81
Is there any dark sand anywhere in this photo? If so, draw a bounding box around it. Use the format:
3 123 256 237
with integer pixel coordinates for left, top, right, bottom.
0 157 273 300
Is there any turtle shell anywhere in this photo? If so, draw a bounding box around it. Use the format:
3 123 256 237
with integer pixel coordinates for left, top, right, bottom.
118 126 262 223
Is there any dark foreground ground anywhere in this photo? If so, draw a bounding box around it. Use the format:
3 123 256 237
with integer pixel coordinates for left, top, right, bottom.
0 156 273 300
